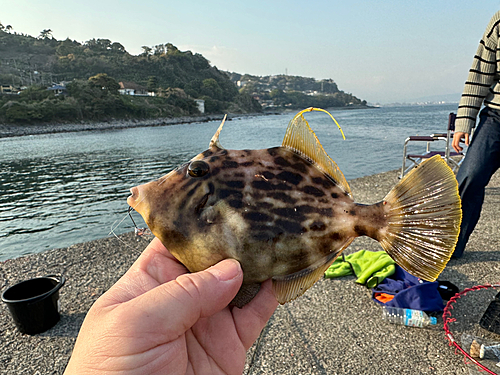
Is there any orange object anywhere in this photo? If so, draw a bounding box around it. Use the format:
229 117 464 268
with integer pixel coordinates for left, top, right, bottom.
374 292 395 304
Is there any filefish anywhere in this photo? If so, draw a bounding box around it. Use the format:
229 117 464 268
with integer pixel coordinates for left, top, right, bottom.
127 108 462 307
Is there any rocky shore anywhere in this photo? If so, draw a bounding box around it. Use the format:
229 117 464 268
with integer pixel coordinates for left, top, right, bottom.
0 105 372 139
0 112 276 138
1 169 500 374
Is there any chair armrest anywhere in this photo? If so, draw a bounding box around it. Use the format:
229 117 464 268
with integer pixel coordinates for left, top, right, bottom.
407 136 435 141
430 133 447 138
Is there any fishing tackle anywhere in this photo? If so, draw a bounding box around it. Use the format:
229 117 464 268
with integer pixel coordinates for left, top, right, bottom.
128 206 151 236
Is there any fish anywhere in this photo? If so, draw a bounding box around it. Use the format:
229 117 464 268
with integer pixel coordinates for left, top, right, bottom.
127 107 462 307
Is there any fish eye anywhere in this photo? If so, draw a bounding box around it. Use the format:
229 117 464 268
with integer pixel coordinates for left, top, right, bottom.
188 160 210 177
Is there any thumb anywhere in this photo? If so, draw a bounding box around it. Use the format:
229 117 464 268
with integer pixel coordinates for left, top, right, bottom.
465 133 470 146
137 259 243 336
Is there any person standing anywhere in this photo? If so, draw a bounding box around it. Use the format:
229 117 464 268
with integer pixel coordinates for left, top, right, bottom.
452 11 500 258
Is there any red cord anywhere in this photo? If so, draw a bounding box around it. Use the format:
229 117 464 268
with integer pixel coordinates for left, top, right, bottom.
442 284 500 374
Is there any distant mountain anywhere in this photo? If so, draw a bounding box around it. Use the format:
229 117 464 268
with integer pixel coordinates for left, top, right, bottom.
409 93 461 104
226 72 368 110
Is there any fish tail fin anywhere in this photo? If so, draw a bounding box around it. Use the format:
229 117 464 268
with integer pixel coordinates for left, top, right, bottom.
379 155 462 281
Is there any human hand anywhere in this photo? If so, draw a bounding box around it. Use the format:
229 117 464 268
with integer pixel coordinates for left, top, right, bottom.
64 237 278 375
452 131 469 153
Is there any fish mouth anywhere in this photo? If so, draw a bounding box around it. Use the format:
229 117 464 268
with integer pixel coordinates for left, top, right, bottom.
127 187 153 236
127 186 149 218
127 186 140 208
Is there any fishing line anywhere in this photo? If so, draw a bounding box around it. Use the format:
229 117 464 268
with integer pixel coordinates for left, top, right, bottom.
127 206 151 236
109 151 193 244
295 107 346 140
107 161 159 248
107 197 152 250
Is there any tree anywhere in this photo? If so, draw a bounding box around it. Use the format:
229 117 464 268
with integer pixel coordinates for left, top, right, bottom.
5 25 12 33
153 44 165 56
56 38 81 56
39 29 53 39
166 43 179 56
147 76 158 92
88 73 120 94
96 39 112 51
84 38 98 49
141 46 152 57
0 22 4 31
111 42 126 53
201 78 223 101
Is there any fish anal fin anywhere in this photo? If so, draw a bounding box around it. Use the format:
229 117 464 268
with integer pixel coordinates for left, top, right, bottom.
272 251 340 304
282 109 351 196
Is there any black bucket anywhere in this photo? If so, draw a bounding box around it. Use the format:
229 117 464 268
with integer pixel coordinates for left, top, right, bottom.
1 274 65 335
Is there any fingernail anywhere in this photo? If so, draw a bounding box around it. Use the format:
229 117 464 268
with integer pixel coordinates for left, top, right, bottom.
208 259 242 282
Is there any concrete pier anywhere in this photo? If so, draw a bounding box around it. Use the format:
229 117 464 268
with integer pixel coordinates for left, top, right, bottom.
2 169 500 374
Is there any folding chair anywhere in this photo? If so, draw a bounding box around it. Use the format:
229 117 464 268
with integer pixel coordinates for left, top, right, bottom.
400 113 464 179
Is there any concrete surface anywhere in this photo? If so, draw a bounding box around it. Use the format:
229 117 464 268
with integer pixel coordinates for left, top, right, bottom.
2 168 500 374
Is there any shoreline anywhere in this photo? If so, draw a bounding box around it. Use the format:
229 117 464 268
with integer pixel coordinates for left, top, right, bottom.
0 112 271 139
0 105 374 139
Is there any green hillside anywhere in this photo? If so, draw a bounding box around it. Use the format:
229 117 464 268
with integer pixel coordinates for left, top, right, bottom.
0 25 367 124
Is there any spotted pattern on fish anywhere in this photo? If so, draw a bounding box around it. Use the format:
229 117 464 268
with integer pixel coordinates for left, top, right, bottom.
128 107 462 309
133 145 388 286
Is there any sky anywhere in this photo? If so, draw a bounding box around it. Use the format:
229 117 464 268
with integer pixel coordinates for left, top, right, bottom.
2 1 500 104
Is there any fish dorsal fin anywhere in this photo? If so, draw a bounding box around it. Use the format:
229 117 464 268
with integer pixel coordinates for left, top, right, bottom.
209 114 227 149
282 108 351 196
271 244 351 304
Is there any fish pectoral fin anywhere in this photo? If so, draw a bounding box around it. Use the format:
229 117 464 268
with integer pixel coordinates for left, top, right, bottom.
272 252 339 304
282 108 351 196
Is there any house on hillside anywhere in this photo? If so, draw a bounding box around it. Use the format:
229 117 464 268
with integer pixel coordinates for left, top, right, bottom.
47 83 67 96
194 99 205 113
118 81 154 96
0 84 19 95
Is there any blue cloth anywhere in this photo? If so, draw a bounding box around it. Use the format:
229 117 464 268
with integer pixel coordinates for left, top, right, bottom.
454 107 500 257
372 265 445 312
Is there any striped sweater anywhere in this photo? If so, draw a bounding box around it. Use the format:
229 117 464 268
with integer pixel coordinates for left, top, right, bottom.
456 11 500 134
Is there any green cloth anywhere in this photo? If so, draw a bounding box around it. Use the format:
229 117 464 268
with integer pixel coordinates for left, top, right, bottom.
324 250 396 288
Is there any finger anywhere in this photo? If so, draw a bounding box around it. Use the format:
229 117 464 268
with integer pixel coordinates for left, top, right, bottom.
232 279 279 350
465 133 470 146
135 258 244 338
452 141 462 154
452 133 463 153
103 238 188 305
137 237 188 283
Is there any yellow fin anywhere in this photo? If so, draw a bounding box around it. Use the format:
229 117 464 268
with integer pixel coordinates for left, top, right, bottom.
272 250 344 304
282 108 351 196
379 155 462 281
209 114 227 149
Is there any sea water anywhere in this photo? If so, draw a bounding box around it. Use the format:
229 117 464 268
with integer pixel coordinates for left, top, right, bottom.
0 104 459 260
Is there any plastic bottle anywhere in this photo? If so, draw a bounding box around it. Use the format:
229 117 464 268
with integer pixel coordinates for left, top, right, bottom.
381 306 437 327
